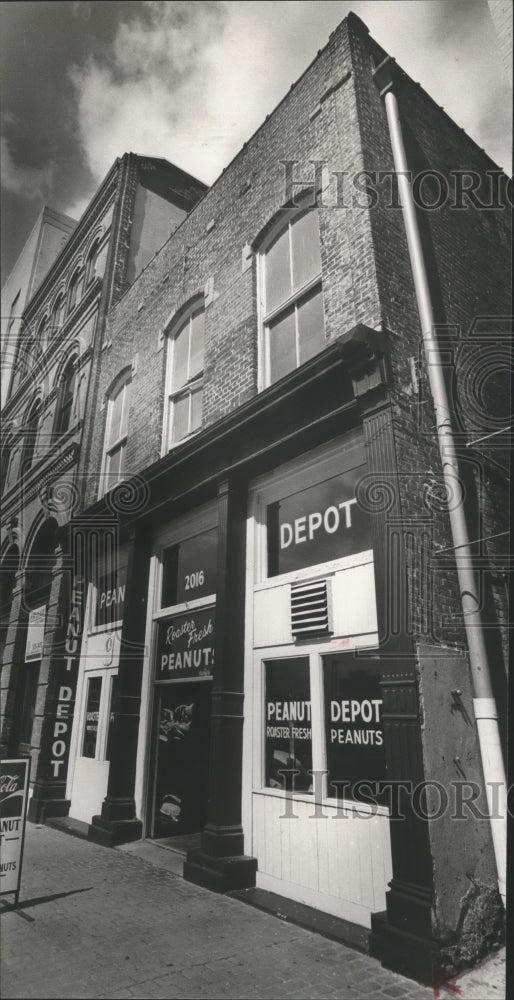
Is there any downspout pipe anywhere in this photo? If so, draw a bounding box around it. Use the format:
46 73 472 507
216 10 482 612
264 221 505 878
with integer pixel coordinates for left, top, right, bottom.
373 57 506 906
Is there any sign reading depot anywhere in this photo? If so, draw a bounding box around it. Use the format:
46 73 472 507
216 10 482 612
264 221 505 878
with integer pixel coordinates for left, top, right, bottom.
156 608 215 680
267 464 370 576
0 758 29 899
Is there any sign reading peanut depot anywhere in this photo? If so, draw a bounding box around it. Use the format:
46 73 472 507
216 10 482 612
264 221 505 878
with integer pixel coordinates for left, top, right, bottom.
155 608 215 680
0 758 29 900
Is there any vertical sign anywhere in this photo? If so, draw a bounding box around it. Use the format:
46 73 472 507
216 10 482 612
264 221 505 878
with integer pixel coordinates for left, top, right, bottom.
0 758 30 903
42 576 85 783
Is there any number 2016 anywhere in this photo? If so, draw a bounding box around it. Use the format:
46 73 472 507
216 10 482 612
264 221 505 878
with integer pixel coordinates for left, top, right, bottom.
185 570 205 590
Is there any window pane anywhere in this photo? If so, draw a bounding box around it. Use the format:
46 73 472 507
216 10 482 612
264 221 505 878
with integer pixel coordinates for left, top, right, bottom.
106 444 123 482
265 658 312 791
161 544 179 607
323 653 387 805
171 394 189 444
108 387 124 447
265 227 291 314
171 321 189 390
291 211 322 292
82 676 102 758
266 462 370 577
189 310 204 378
297 286 325 365
176 528 218 603
267 306 296 384
190 385 202 433
119 382 130 438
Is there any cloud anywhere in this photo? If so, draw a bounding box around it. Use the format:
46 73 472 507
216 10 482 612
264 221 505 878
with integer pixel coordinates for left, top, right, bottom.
0 131 56 201
69 0 231 184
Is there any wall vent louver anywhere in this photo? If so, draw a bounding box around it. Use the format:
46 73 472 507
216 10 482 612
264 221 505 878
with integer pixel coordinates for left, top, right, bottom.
291 579 331 638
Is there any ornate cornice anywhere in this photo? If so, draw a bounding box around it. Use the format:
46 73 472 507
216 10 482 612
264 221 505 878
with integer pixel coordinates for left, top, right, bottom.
1 441 79 517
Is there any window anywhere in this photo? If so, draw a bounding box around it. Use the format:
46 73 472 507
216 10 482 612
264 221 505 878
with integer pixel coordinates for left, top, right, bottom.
101 376 130 491
261 210 325 385
54 356 77 437
37 316 48 349
164 305 204 449
85 241 99 286
20 401 41 474
67 269 83 315
161 527 218 607
51 293 65 337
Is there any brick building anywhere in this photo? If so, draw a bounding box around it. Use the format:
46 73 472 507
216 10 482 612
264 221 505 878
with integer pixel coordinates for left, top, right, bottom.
2 13 510 987
0 154 207 810
1 206 77 404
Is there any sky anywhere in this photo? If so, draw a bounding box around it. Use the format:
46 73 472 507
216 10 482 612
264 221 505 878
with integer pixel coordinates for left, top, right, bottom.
1 0 511 278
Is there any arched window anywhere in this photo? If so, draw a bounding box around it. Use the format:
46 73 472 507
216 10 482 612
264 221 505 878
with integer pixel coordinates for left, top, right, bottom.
51 293 65 337
0 544 19 665
54 356 77 437
260 209 325 386
1 433 13 493
20 400 41 475
37 315 48 349
86 240 99 286
101 374 131 492
164 303 204 450
67 268 83 315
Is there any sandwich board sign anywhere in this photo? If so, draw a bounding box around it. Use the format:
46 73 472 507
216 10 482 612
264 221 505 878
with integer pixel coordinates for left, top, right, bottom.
0 757 30 905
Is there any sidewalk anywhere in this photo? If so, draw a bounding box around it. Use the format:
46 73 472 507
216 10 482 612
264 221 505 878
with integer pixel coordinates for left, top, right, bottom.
1 823 506 1000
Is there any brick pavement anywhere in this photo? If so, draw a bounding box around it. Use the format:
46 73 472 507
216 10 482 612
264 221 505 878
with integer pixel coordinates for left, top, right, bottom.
0 824 505 1000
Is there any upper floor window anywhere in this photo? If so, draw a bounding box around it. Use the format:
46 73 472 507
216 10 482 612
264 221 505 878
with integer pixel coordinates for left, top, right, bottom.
261 210 325 386
86 241 99 286
20 401 41 475
101 375 131 492
51 293 65 337
54 356 77 437
67 269 83 315
38 316 48 349
164 305 204 450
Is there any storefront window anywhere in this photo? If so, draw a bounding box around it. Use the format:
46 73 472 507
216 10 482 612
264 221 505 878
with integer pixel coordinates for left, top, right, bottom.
155 608 215 681
323 652 386 804
94 563 127 629
82 676 102 758
267 465 370 577
264 658 312 792
161 527 217 607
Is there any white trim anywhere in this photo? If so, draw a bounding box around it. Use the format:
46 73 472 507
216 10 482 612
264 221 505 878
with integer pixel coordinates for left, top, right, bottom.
161 302 205 455
258 208 324 388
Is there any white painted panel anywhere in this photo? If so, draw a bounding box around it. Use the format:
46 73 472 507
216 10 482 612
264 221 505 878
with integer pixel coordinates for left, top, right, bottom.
332 562 378 637
253 586 291 646
252 792 391 926
70 758 109 824
254 561 377 649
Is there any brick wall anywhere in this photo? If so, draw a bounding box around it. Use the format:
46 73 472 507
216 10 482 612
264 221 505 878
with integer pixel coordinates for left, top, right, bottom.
81 15 510 672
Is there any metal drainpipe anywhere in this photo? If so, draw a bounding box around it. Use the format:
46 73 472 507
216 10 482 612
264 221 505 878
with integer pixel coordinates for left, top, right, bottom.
374 64 506 905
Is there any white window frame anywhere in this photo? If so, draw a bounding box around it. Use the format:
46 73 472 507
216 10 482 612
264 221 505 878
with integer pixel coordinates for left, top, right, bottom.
258 208 324 390
244 432 384 813
162 302 205 454
99 374 131 497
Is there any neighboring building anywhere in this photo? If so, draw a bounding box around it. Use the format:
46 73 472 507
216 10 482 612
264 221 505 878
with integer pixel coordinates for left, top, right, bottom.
0 154 208 814
1 207 77 404
488 0 513 86
2 13 510 988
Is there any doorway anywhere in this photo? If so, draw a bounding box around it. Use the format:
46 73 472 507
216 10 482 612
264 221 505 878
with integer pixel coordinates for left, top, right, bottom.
150 680 212 839
69 666 118 823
